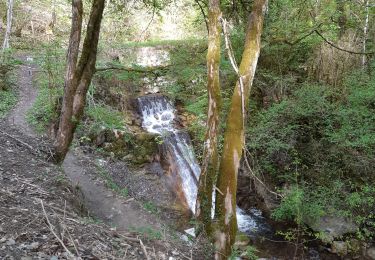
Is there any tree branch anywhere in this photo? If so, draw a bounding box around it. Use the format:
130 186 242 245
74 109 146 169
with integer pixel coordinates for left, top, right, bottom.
314 30 374 55
194 0 209 34
95 64 170 75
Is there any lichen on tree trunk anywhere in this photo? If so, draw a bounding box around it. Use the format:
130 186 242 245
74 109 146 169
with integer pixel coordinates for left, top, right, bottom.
213 0 267 258
196 0 222 236
2 0 14 50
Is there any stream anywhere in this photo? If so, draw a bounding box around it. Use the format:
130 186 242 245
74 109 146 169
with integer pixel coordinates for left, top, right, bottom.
136 94 270 236
132 47 342 259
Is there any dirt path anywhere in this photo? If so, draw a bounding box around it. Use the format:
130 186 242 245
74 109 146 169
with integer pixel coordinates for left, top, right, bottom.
7 56 37 137
63 152 161 230
7 55 161 232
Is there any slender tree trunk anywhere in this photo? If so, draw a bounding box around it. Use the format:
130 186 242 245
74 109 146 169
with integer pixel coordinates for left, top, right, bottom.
2 0 14 50
213 0 267 258
196 0 222 236
54 0 105 163
362 0 369 69
336 0 347 38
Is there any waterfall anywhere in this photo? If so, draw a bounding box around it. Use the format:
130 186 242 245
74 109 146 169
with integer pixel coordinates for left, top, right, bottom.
137 95 266 234
137 95 200 211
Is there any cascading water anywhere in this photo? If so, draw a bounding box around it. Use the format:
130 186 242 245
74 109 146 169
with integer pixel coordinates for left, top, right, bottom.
137 95 268 234
137 95 200 211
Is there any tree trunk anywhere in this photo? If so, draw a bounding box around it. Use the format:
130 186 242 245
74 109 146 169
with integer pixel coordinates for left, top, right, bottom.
2 0 14 50
362 0 369 69
53 0 105 163
336 0 347 38
213 0 267 258
196 0 222 236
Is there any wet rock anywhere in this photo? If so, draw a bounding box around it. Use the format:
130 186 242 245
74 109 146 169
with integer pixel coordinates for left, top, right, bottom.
26 241 39 250
347 239 361 253
367 246 375 260
6 238 15 246
331 241 347 256
157 251 167 260
308 248 320 260
123 154 135 161
95 129 107 146
145 162 164 176
184 228 195 237
131 118 142 126
305 216 358 242
235 232 250 247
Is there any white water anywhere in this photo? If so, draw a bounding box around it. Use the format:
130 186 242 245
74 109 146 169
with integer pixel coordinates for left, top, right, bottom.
137 95 261 233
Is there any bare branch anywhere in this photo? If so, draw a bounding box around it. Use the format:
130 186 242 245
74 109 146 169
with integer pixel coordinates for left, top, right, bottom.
314 30 374 55
139 239 150 260
95 64 170 75
194 0 209 34
40 199 75 258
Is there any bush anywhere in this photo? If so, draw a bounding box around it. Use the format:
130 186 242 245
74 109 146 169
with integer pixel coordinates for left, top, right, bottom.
0 50 20 118
27 41 65 132
248 66 375 238
0 89 17 118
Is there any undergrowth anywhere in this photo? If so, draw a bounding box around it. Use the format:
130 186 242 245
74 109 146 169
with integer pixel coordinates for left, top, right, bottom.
0 49 20 118
0 90 17 118
27 41 64 133
248 62 375 241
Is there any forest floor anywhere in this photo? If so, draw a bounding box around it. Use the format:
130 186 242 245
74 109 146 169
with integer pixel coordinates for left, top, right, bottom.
0 55 208 259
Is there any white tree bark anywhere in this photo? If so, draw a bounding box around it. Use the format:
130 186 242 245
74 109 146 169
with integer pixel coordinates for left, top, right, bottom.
2 0 14 50
362 0 369 69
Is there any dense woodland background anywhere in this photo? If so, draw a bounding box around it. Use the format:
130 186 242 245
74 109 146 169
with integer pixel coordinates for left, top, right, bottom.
0 0 375 259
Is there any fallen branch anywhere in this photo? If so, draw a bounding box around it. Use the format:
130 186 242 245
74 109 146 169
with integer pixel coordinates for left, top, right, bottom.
243 149 283 199
95 64 170 75
0 129 37 153
139 239 150 260
40 199 75 258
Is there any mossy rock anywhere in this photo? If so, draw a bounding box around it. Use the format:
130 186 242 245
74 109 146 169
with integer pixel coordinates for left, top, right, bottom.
131 132 158 164
235 232 251 247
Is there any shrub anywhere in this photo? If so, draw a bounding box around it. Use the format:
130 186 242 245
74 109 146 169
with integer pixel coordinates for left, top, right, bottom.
248 66 375 238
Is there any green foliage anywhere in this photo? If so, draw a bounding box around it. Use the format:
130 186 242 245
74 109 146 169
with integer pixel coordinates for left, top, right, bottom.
328 70 375 153
27 41 65 132
244 245 258 260
272 185 324 224
229 245 258 260
27 85 62 132
86 103 126 131
0 89 17 118
249 66 375 239
0 50 19 118
143 201 158 214
130 226 163 240
165 41 207 101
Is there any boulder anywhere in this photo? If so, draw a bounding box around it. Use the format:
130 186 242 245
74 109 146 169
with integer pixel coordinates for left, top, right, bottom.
331 241 347 256
305 216 358 242
367 246 375 260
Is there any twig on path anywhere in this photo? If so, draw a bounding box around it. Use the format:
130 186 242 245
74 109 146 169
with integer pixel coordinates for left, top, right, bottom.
59 200 80 257
0 129 36 152
139 239 150 260
40 199 75 258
